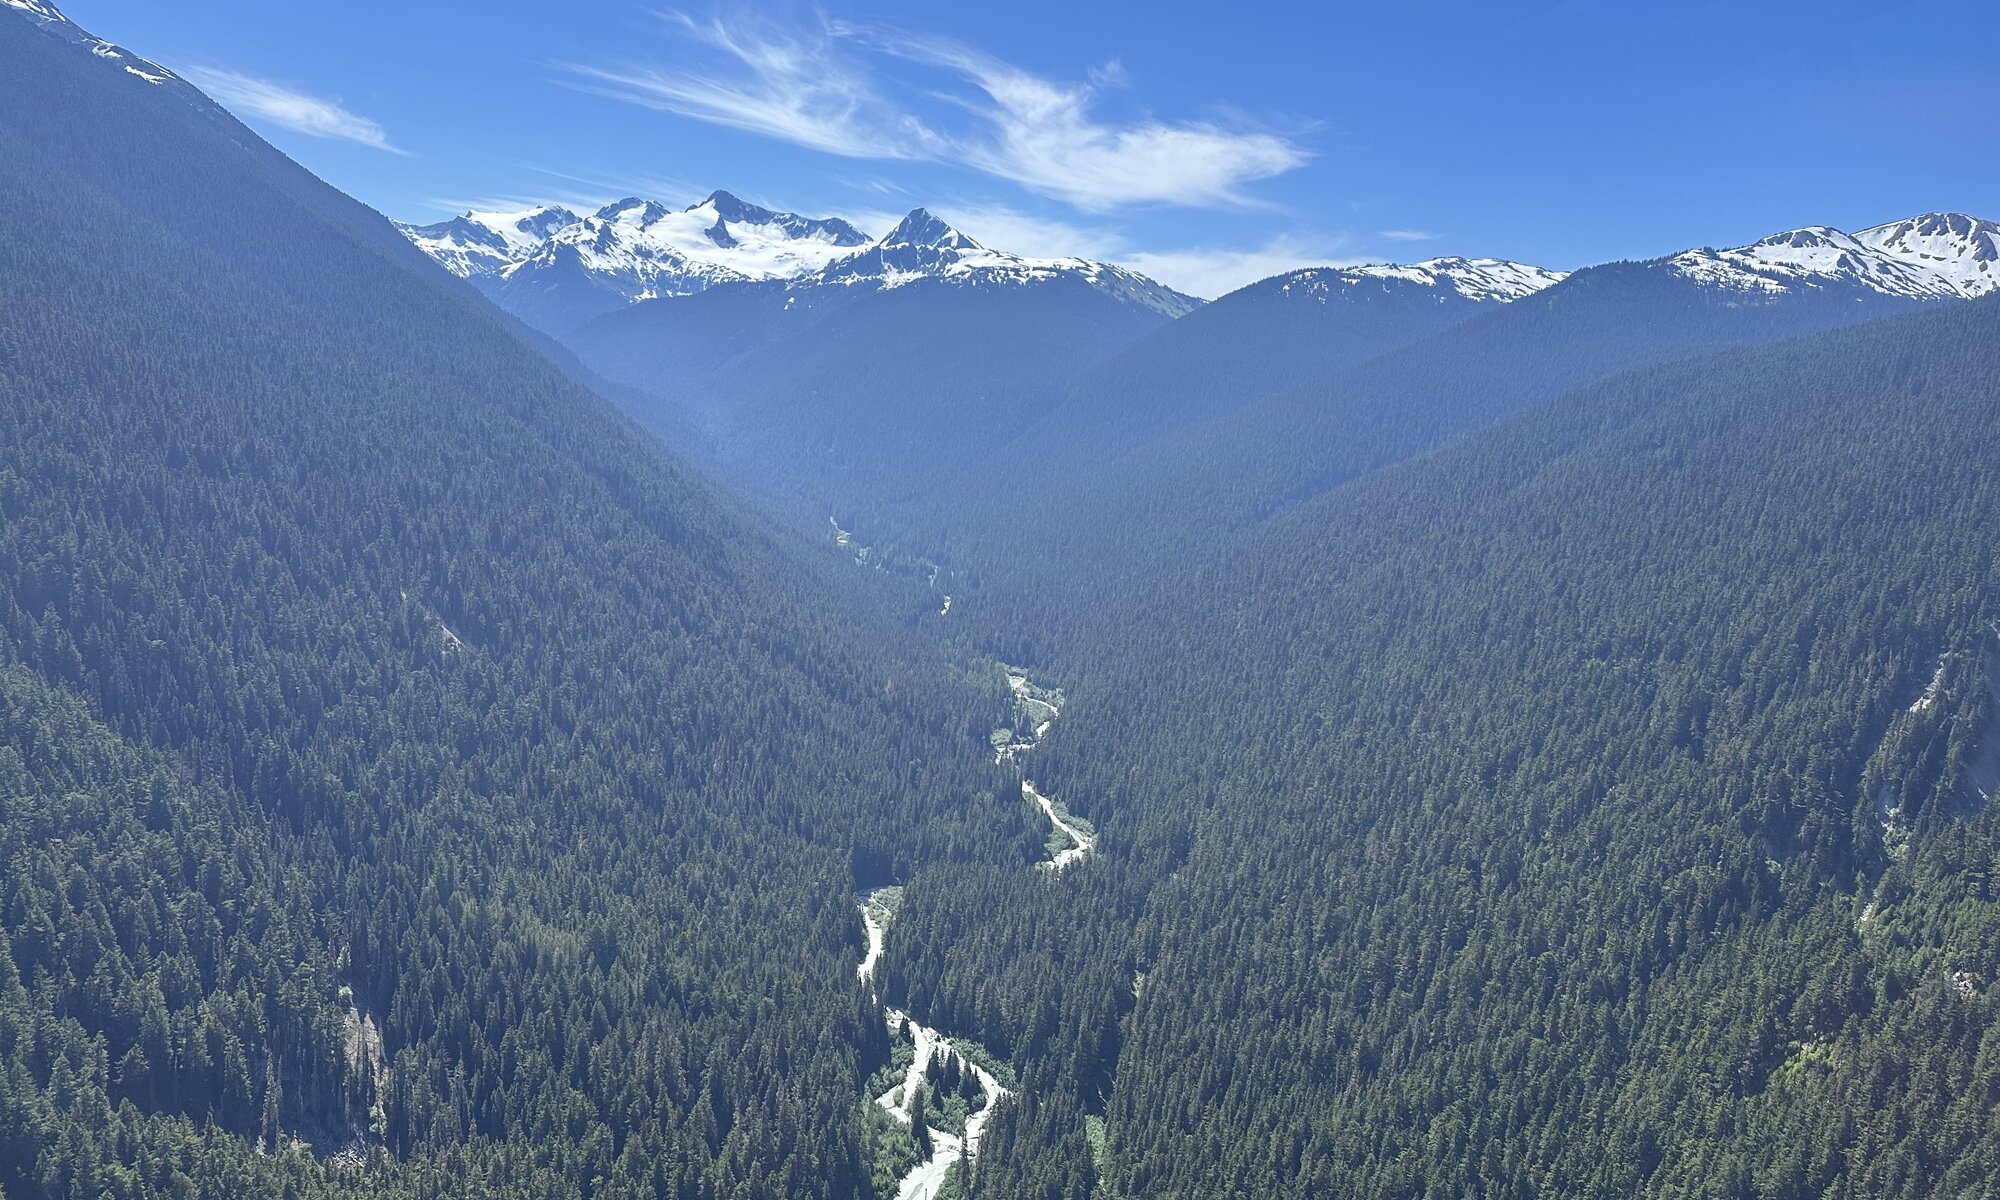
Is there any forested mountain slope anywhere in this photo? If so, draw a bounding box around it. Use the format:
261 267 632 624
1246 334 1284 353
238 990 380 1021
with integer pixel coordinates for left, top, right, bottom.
0 9 1021 1198
12 4 2000 1200
989 257 1565 481
970 294 2000 1197
884 251 1955 659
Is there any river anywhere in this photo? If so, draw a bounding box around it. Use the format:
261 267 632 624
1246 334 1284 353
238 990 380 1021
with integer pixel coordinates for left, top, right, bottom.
854 664 1090 1198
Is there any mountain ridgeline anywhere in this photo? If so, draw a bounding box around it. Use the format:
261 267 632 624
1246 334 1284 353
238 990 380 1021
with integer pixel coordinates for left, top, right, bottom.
9 1 2000 1198
399 191 876 335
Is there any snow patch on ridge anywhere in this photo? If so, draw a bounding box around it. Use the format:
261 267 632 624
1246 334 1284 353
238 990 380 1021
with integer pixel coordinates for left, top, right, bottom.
4 0 181 87
1855 212 2000 298
1664 215 1998 302
811 208 1200 319
402 198 1197 322
397 190 871 305
1278 257 1566 305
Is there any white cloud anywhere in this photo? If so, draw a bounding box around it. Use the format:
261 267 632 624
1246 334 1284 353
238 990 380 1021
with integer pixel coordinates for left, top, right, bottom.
564 13 943 161
872 32 1307 211
1379 229 1436 241
1113 234 1355 300
184 67 404 153
1087 57 1130 89
568 14 1308 212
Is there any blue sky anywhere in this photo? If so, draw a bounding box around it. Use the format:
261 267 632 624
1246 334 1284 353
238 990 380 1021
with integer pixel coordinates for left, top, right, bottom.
62 0 1999 296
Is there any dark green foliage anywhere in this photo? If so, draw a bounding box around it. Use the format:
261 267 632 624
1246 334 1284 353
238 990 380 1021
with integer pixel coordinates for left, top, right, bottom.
917 296 2000 1197
0 11 1020 1198
966 1089 1096 1200
11 8 2000 1200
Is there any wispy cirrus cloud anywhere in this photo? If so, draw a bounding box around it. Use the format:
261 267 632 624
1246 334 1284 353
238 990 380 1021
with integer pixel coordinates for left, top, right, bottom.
865 31 1308 211
1379 228 1437 242
563 12 1309 212
565 13 943 161
184 67 405 153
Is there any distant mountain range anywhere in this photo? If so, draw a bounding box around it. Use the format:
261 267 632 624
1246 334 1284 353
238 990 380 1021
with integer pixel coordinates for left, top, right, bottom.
399 182 2000 362
514 201 1995 556
807 208 1198 318
397 192 874 333
399 197 1198 334
793 206 1999 636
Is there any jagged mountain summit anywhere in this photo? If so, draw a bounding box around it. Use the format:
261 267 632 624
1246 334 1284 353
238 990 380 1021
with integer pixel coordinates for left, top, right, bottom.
1662 213 1996 301
400 190 871 289
397 190 873 332
398 205 582 278
530 193 872 288
1269 257 1567 305
811 208 1200 318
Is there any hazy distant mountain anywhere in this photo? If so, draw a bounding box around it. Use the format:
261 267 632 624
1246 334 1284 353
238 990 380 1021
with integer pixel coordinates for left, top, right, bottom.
565 208 1193 512
881 213 1989 644
396 204 582 277
1273 256 1567 305
993 255 1567 477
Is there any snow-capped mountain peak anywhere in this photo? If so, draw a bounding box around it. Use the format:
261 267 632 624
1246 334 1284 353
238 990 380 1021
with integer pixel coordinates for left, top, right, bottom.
1277 257 1566 305
399 206 581 278
397 191 880 330
881 208 982 252
809 208 1198 318
595 197 670 227
1854 212 2000 298
1663 214 1996 302
693 189 871 249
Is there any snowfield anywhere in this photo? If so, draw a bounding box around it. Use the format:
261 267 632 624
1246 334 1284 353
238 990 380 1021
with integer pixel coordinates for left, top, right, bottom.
1278 257 1567 304
1663 214 2000 301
